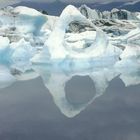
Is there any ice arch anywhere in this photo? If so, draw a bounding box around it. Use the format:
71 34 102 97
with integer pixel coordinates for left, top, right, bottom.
44 5 108 59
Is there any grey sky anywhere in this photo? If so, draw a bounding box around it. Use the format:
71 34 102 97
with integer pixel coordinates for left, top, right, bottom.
58 0 140 4
0 0 139 16
0 0 140 6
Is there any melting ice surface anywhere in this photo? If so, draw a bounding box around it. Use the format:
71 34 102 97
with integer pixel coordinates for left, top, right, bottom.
0 5 140 117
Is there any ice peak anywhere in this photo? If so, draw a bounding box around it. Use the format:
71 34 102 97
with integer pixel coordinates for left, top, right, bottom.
14 6 43 16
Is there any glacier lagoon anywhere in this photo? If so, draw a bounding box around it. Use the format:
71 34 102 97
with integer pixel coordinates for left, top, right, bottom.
0 4 140 140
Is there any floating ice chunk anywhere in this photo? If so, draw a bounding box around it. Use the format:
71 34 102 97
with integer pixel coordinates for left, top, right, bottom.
120 46 140 59
79 5 101 19
0 36 11 64
115 44 140 70
42 15 58 31
31 47 50 64
10 68 39 81
117 27 140 45
0 65 16 89
0 36 9 50
119 68 140 87
10 38 36 72
137 13 140 19
13 6 47 35
65 31 96 43
14 6 44 16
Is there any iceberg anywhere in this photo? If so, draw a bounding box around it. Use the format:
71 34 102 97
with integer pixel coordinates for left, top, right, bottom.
32 5 121 65
13 6 47 35
10 38 36 72
0 65 16 89
0 36 10 64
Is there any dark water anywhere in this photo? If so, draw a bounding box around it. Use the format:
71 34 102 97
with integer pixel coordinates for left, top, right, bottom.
0 76 140 140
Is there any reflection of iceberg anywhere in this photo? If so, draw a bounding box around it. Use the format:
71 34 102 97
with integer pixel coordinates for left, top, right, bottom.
116 59 140 87
10 68 39 81
119 69 140 87
115 39 140 86
1 61 139 117
32 61 140 117
33 64 118 117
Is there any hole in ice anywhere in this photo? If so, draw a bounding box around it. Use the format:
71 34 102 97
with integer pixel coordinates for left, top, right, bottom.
65 75 96 104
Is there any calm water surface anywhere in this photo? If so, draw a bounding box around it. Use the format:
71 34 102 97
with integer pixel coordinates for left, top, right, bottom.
0 75 140 140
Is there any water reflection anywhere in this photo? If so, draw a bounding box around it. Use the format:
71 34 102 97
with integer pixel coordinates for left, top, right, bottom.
0 59 140 118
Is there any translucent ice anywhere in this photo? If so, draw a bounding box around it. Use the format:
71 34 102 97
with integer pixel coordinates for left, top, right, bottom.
0 65 16 89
